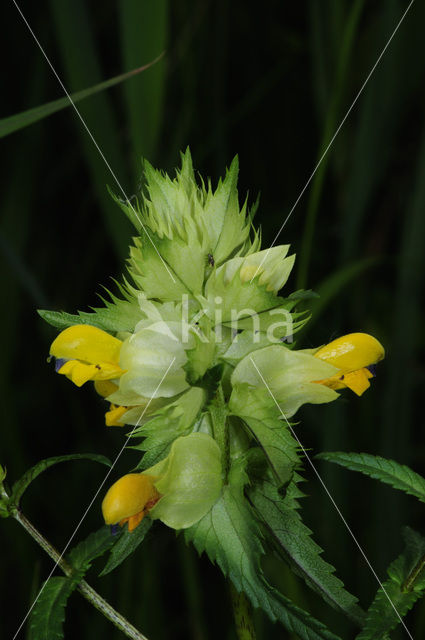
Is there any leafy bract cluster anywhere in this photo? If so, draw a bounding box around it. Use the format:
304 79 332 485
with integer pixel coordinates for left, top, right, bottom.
39 151 386 638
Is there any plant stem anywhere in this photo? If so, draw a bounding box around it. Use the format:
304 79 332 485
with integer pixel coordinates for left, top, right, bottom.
14 509 149 640
230 582 256 640
210 383 230 481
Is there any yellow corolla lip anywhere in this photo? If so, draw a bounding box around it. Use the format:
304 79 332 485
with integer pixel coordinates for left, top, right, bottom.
105 404 128 427
50 325 125 387
313 332 384 396
102 473 160 532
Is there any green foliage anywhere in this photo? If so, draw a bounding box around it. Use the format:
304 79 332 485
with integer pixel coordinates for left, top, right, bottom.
249 472 364 624
317 452 425 503
67 526 116 573
185 458 343 640
229 385 299 489
29 527 117 640
10 454 111 506
356 528 425 639
131 387 207 468
28 576 82 640
100 518 153 576
38 288 144 333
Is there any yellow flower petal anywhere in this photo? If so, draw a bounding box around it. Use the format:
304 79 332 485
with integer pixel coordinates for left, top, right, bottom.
317 367 373 396
50 324 122 366
94 380 119 398
102 473 160 529
314 333 384 371
105 404 127 427
57 360 99 387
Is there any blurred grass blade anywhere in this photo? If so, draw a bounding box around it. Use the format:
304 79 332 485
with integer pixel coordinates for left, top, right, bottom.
119 0 168 168
0 56 163 139
48 0 134 257
300 257 377 331
297 0 365 289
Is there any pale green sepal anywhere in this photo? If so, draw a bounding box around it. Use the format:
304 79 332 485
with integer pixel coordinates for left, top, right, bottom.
146 433 222 529
0 464 6 484
213 245 293 292
232 345 340 418
117 320 191 399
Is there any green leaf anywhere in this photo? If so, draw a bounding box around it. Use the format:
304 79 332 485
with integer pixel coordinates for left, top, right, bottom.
100 518 153 576
249 473 364 624
356 527 425 639
67 526 116 573
185 458 342 640
11 453 110 506
317 452 425 503
38 288 144 333
229 385 299 489
28 576 81 640
0 59 163 138
130 387 207 468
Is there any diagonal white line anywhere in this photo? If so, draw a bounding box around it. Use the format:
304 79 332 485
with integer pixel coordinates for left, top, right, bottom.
12 357 177 640
249 356 414 639
11 0 176 284
250 0 415 284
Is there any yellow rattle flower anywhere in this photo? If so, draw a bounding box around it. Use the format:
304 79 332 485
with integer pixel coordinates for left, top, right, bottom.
50 325 125 387
314 332 385 396
102 473 160 532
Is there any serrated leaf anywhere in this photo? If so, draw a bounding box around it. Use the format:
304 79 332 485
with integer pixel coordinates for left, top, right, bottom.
67 526 116 573
249 474 364 625
229 385 299 488
100 517 153 576
11 453 111 505
185 458 342 640
356 527 425 639
317 452 425 503
28 576 81 640
130 387 207 468
38 293 143 333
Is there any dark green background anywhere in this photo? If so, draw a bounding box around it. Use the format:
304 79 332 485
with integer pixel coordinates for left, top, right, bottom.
1 1 425 638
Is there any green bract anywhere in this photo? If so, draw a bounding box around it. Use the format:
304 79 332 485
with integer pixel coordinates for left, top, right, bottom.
145 433 222 529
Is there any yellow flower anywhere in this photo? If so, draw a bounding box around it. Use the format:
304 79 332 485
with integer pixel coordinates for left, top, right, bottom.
102 473 160 532
94 380 127 426
314 332 385 396
50 325 125 387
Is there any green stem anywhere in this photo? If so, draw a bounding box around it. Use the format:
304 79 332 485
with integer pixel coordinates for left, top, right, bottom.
230 582 256 640
402 552 425 592
210 383 230 481
14 510 149 640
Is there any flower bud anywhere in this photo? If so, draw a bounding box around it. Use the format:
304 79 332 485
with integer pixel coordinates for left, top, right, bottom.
102 473 160 532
